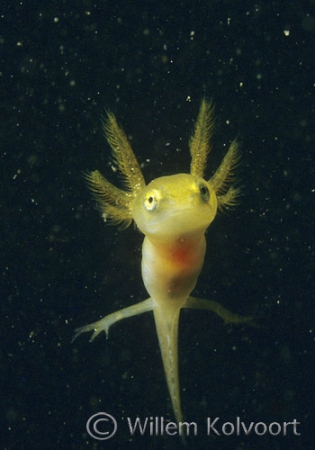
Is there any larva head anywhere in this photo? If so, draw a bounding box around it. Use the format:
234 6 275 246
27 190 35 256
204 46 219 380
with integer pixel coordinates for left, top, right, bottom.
132 173 218 241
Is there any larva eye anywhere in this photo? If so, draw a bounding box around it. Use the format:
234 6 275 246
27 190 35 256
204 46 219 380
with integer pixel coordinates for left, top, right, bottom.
199 183 210 202
144 189 161 211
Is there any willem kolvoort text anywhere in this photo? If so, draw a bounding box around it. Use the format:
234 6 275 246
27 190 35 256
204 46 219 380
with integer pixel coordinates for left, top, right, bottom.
126 416 301 437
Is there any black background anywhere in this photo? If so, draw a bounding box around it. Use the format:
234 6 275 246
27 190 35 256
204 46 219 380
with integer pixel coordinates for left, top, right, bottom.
1 1 314 449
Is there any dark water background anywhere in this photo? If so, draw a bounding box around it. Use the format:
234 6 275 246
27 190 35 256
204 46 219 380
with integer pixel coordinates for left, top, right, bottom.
1 1 314 449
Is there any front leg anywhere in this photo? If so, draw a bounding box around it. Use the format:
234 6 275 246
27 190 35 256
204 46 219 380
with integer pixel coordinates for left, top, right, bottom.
72 298 154 342
184 297 254 324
